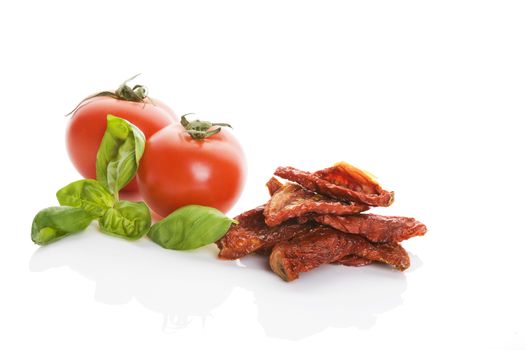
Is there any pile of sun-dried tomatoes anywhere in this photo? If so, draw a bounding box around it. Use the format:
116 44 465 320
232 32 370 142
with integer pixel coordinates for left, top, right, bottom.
217 162 427 282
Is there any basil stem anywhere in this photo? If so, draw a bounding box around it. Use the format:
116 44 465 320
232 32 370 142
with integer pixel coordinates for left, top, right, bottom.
95 115 145 199
31 207 94 245
148 205 237 250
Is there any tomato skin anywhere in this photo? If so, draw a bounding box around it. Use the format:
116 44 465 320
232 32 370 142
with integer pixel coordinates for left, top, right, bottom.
66 96 177 192
137 124 246 217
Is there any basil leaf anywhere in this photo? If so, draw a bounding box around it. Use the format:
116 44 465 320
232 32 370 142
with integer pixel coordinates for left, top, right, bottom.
31 207 94 245
56 179 115 217
98 201 151 240
96 115 145 196
148 205 236 250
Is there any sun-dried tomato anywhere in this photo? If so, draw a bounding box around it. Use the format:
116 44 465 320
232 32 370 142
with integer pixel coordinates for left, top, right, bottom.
312 213 427 243
275 162 394 207
333 255 372 267
269 226 410 281
266 177 283 196
264 182 369 227
216 206 315 259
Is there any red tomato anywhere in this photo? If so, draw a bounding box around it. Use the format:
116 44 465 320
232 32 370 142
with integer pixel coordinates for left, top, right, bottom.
66 96 177 192
137 119 246 217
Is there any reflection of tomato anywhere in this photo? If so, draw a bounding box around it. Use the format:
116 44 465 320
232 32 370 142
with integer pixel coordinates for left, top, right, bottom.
137 119 246 217
66 96 177 192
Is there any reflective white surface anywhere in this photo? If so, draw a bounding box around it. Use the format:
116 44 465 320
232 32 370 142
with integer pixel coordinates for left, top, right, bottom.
1 1 524 349
29 231 418 340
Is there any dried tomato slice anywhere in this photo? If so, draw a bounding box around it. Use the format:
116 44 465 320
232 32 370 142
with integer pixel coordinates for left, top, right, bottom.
312 213 427 243
216 206 315 259
263 182 369 227
333 255 372 267
275 162 394 207
269 226 410 281
266 177 283 196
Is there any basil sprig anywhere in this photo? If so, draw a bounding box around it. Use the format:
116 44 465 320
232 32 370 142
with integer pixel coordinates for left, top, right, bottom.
31 115 150 245
96 115 145 198
148 205 236 250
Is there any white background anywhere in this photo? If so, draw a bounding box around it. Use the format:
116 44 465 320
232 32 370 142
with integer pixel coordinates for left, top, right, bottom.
1 1 524 349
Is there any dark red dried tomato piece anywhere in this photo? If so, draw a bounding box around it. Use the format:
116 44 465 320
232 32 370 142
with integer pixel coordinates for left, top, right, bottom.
312 213 427 243
216 205 315 260
333 255 372 267
264 183 369 227
266 177 283 196
275 162 394 207
269 226 410 281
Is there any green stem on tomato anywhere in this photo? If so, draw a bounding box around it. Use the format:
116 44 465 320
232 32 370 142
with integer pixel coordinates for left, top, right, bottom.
66 74 148 116
180 114 232 140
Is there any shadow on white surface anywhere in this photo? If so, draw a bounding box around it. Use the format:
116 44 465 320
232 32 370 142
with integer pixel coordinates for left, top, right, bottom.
29 230 413 340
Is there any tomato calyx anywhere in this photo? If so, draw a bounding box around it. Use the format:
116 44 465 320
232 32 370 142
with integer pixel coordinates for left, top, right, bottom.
180 113 232 140
66 74 149 116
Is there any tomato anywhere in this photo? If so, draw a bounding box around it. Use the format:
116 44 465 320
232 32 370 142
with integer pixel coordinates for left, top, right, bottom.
137 116 246 217
66 94 177 192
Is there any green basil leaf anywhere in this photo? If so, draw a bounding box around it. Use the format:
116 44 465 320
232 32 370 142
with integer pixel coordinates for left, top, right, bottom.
56 179 115 217
148 205 236 250
98 201 151 240
95 115 145 196
31 207 94 245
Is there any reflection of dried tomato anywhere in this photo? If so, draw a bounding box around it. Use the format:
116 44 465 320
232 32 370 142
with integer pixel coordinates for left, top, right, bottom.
275 162 394 207
263 182 368 227
270 227 410 281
